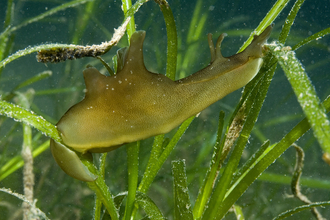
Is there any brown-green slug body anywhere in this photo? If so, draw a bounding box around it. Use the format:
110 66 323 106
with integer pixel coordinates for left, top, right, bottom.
50 25 273 181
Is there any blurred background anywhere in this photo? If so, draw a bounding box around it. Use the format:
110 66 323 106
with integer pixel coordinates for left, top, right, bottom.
0 0 329 219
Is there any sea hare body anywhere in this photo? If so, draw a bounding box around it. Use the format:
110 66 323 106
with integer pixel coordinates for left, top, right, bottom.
50 25 273 181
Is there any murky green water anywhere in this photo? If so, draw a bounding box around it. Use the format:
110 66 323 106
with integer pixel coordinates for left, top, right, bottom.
0 0 329 219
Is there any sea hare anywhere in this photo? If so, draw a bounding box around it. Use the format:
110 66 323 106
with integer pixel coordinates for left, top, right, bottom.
50 25 273 181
